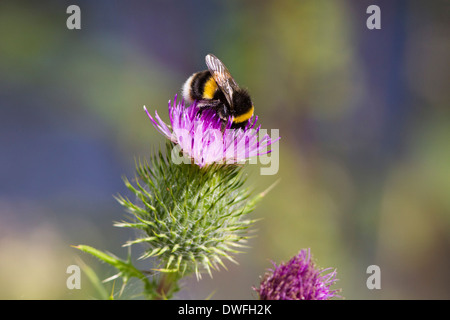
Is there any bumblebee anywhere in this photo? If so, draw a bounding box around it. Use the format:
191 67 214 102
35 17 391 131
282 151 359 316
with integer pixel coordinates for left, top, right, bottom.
182 54 254 129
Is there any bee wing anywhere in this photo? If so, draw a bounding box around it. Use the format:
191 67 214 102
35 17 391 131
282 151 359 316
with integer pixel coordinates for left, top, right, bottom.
205 54 239 107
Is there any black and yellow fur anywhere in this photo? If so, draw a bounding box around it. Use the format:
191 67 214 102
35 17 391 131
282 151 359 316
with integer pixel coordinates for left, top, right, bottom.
182 54 254 129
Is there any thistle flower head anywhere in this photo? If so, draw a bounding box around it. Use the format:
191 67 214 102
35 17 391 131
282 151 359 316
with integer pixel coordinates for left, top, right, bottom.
144 95 278 167
254 249 339 300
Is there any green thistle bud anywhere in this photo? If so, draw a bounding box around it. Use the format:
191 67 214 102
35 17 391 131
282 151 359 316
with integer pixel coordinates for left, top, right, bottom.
115 142 260 280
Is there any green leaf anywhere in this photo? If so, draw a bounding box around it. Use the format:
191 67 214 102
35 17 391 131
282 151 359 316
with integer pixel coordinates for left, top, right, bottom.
75 257 111 300
72 245 154 296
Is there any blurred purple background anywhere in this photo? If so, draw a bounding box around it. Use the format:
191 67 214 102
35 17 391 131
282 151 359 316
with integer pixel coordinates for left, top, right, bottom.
0 0 449 299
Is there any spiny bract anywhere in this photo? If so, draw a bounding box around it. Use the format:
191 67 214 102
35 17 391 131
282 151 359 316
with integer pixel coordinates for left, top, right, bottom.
115 143 260 279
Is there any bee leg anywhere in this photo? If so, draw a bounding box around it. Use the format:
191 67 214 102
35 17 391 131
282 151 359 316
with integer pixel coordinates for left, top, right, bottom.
196 99 221 109
217 104 231 122
230 121 247 130
194 100 221 119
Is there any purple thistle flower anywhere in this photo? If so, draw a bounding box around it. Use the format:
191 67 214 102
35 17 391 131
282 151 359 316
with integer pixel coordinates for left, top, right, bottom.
254 249 339 300
144 95 279 167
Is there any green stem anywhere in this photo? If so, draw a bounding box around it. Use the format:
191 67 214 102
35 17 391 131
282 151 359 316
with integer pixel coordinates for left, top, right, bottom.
147 272 181 300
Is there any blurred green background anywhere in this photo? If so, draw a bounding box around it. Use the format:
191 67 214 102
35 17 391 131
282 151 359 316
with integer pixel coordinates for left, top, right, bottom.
0 0 449 299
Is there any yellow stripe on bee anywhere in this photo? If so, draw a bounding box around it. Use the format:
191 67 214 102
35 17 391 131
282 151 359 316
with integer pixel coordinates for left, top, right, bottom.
202 76 218 99
233 105 254 123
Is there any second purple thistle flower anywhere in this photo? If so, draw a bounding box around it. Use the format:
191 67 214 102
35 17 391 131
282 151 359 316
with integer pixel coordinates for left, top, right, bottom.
255 249 340 300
